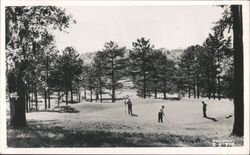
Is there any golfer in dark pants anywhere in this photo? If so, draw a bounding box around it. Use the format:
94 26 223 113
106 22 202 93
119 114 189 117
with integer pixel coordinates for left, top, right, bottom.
158 106 165 123
202 101 207 117
127 99 132 115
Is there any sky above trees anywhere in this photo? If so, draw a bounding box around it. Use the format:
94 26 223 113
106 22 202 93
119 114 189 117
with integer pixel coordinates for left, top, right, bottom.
54 5 223 54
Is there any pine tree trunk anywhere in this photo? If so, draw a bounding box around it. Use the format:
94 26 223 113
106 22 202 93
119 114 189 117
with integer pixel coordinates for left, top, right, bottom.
232 5 244 137
188 74 191 98
48 90 50 108
163 80 167 99
193 77 196 99
46 55 50 108
78 93 81 103
65 71 69 105
28 90 30 111
70 74 73 104
218 76 221 100
163 92 166 99
90 87 93 102
28 89 31 110
65 88 68 105
213 83 216 100
197 74 200 99
95 92 98 102
154 89 157 99
70 86 73 104
44 90 47 109
25 86 29 112
34 84 38 111
84 88 86 99
58 91 60 107
32 90 34 102
112 83 115 103
111 59 115 103
207 71 211 100
143 72 146 99
48 88 50 108
99 78 103 103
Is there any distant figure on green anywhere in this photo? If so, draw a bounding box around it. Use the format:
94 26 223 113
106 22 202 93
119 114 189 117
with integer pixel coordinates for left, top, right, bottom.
127 99 133 115
158 106 165 123
202 101 207 117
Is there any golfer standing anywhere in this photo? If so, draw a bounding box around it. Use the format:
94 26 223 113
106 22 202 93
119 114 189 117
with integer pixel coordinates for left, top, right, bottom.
202 101 207 117
127 99 132 115
158 106 165 123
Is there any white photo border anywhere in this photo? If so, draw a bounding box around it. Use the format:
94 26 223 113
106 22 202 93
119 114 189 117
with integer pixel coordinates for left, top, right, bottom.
0 0 249 154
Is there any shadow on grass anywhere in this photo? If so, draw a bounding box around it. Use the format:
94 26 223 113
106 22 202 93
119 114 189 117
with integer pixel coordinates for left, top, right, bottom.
7 120 239 147
204 116 217 122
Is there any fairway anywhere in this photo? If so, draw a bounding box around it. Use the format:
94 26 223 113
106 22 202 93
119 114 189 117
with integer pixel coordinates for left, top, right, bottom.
7 98 242 147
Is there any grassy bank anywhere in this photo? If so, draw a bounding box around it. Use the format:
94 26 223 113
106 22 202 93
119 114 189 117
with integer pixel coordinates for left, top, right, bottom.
7 98 243 147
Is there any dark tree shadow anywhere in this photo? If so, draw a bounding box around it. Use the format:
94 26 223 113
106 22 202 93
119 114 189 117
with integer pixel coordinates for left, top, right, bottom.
7 119 244 147
7 120 212 147
204 116 217 122
131 113 138 117
226 115 233 119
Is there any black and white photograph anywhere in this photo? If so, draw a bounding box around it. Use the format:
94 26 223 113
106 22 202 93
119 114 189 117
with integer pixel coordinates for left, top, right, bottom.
0 0 249 154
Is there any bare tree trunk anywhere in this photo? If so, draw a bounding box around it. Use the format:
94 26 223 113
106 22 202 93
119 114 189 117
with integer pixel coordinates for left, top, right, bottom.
25 86 29 112
46 55 50 108
163 90 167 99
99 78 103 103
44 90 47 109
7 71 18 126
193 77 196 99
28 92 31 110
197 74 200 99
213 82 216 100
95 92 99 102
48 89 50 108
84 88 86 99
78 89 81 103
217 76 221 100
232 5 244 137
143 71 146 99
12 62 27 127
58 91 60 107
207 71 211 100
154 89 157 99
111 58 115 103
90 87 93 102
32 90 34 102
65 89 68 105
70 74 73 104
70 86 73 103
78 93 81 103
34 84 38 111
188 72 191 98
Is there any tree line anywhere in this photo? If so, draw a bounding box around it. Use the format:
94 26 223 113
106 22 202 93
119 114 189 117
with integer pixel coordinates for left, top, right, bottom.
82 35 233 102
5 6 243 137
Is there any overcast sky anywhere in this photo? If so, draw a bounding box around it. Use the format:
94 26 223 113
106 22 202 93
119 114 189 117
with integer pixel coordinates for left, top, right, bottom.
54 6 223 54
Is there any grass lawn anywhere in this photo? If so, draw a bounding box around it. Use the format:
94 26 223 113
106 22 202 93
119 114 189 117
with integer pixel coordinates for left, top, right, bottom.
7 98 243 147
